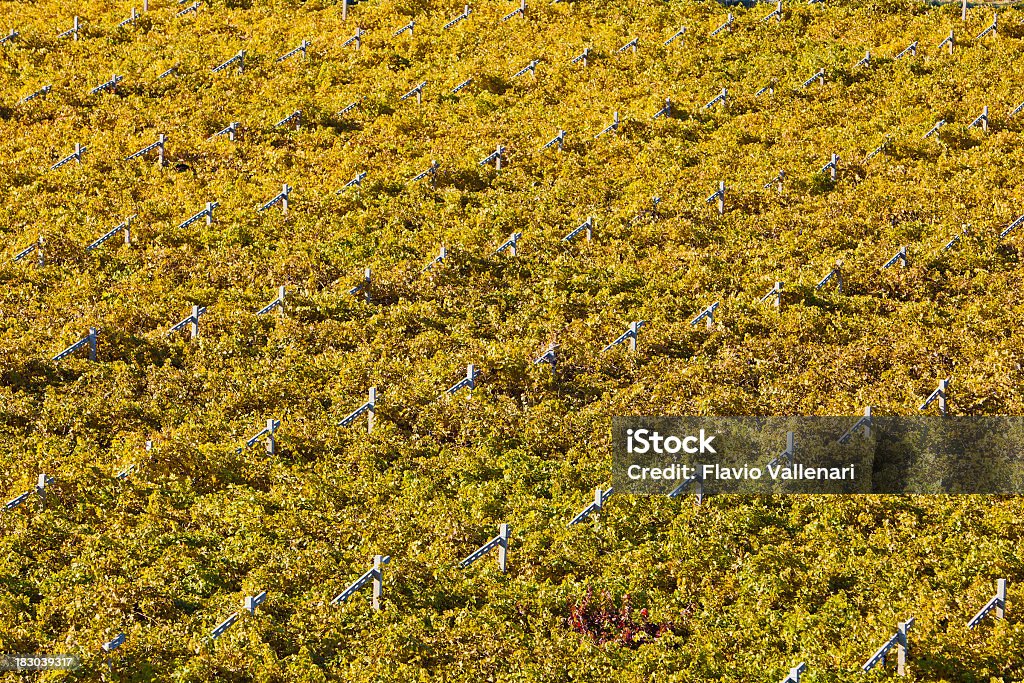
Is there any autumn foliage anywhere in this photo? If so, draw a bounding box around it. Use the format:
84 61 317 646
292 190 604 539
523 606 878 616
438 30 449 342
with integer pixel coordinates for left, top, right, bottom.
0 0 1023 680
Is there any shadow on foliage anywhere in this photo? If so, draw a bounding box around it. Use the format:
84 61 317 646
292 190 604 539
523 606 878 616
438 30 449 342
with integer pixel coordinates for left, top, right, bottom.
324 115 362 134
646 336 698 360
909 61 932 78
991 241 1021 264
941 127 983 151
110 19 155 45
443 167 490 193
801 290 848 313
805 172 836 196
385 52 412 72
1 358 59 396
914 650 1006 683
477 73 511 96
362 100 394 119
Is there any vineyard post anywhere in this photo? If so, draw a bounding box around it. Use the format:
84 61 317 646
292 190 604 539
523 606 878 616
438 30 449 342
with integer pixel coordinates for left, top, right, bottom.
102 633 125 674
862 617 913 675
781 662 806 683
372 554 384 610
968 106 989 132
664 27 685 47
761 281 782 310
920 378 949 415
691 303 718 329
459 525 511 572
265 418 277 454
367 387 377 432
244 591 268 614
967 578 1008 627
534 343 557 373
349 267 371 301
37 474 48 510
668 467 704 504
896 619 910 675
816 261 843 293
557 130 565 150
497 524 509 572
941 30 955 54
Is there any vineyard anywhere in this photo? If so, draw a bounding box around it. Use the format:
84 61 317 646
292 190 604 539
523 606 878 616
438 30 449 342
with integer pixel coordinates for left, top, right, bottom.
1 0 1024 679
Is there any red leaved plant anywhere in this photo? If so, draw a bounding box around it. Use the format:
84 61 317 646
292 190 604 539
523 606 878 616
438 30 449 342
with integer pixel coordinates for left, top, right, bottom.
567 588 684 648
